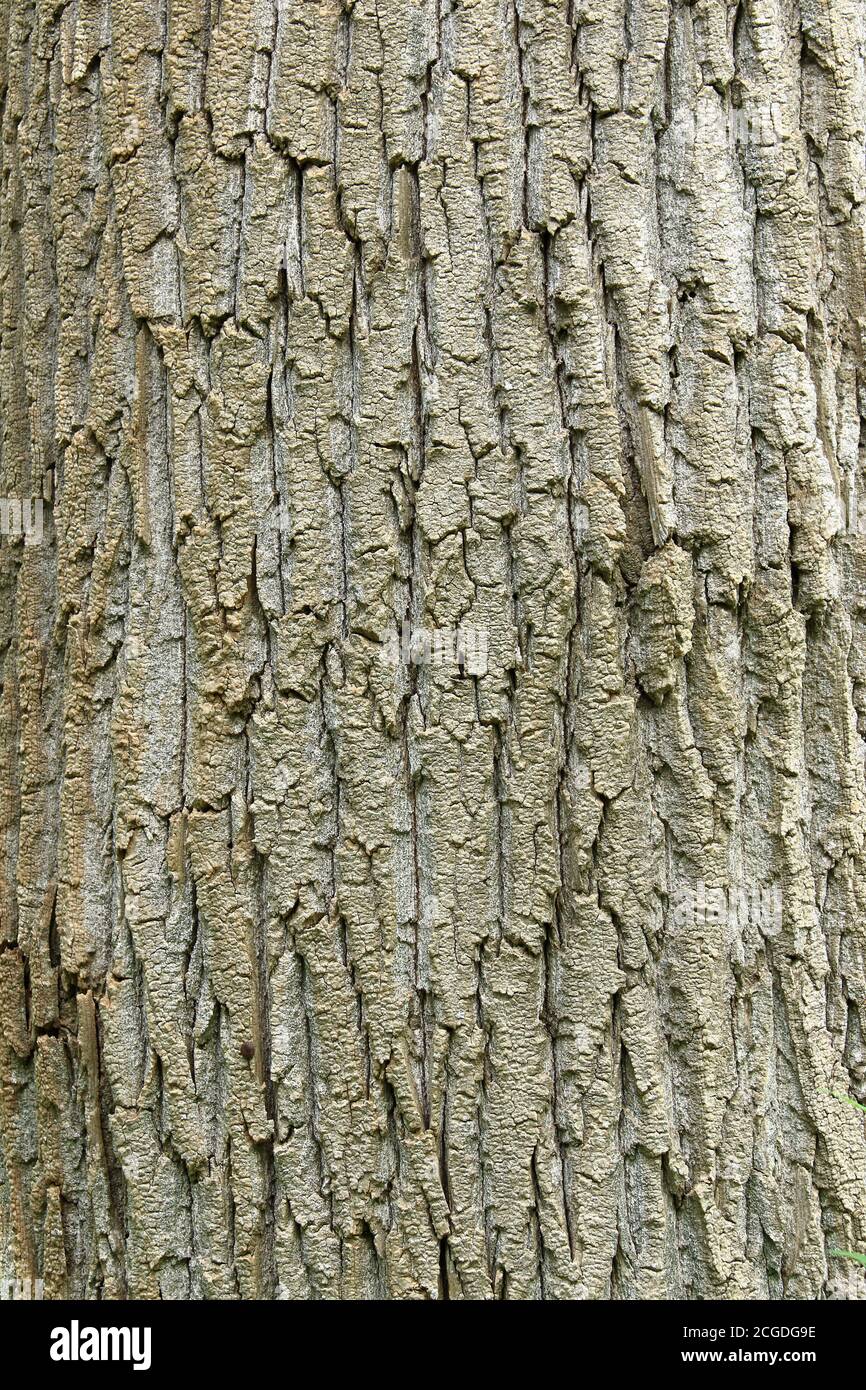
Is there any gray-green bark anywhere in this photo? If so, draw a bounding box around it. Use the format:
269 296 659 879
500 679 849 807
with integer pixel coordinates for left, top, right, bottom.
2 0 866 1300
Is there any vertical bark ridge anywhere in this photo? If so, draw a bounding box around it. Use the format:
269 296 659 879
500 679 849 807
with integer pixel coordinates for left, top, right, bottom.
1 0 866 1300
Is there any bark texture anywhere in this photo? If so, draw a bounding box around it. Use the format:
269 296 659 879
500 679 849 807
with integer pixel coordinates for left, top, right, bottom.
2 0 866 1302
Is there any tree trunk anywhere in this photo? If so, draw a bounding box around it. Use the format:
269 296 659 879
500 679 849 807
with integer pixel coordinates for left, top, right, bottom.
2 0 866 1302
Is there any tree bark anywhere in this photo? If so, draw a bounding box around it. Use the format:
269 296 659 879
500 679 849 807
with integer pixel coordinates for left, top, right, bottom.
2 0 866 1301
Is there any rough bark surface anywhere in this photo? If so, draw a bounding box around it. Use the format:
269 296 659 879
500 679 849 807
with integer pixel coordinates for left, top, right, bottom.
2 0 866 1302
